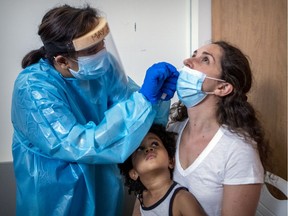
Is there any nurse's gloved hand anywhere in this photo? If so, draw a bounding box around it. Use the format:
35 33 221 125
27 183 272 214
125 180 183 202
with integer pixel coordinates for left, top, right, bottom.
159 67 179 101
139 62 176 104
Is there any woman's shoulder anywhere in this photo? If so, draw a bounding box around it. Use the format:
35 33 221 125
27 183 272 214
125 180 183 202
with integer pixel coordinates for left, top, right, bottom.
219 126 260 156
220 126 252 143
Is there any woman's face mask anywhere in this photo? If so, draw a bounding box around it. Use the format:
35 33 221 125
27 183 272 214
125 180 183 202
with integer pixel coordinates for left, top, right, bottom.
176 66 225 108
69 49 111 80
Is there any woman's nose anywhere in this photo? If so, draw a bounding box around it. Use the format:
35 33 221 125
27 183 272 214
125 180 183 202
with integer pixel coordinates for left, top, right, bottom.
183 58 194 69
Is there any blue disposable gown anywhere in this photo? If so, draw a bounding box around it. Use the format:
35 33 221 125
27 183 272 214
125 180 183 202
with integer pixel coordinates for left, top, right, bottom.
11 58 170 216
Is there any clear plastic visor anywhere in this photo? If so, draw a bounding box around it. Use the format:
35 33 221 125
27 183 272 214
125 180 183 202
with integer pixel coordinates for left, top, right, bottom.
70 18 127 80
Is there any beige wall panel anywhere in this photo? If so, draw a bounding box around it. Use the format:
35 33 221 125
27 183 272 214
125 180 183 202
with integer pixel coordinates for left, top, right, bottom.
212 0 287 180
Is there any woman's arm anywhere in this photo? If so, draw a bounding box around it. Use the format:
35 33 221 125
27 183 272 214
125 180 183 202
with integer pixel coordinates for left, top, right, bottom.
222 184 262 216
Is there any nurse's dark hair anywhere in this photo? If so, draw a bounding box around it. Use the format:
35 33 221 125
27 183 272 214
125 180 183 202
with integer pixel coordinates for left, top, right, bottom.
169 40 271 172
118 124 177 196
21 4 99 68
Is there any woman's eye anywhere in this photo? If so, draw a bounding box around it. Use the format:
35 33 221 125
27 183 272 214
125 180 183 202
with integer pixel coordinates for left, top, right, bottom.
202 56 209 64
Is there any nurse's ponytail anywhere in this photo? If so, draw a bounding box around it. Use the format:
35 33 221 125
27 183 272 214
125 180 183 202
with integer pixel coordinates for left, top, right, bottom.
21 46 46 68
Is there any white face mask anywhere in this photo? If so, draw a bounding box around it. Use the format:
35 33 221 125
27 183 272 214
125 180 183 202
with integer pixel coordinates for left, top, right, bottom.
69 49 111 80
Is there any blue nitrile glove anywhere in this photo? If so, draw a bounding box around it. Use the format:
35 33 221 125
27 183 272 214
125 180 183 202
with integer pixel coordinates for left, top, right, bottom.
139 62 175 104
159 66 179 101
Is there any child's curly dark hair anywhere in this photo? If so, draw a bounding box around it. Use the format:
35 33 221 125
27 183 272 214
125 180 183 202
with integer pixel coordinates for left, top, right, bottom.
118 124 177 196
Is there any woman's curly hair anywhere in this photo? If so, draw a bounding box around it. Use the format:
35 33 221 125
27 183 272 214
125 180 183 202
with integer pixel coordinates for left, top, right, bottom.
118 124 177 196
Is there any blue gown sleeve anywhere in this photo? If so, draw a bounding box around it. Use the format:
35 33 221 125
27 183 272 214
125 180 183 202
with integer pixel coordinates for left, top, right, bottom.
11 68 170 164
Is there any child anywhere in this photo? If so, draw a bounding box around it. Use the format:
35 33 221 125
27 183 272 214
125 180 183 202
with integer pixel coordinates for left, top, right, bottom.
118 124 206 216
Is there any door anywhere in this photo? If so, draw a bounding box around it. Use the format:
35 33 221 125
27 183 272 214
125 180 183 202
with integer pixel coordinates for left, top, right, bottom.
212 0 287 180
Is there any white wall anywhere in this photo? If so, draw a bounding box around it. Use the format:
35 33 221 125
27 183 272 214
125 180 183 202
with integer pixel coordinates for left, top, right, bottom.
0 0 210 162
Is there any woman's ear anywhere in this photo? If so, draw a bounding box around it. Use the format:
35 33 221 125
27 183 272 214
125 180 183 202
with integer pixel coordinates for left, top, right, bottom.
214 82 233 97
129 169 139 181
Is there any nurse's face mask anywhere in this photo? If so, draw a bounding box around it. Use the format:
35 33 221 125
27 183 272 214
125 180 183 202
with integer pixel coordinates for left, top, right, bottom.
67 17 127 80
177 66 225 108
69 48 111 80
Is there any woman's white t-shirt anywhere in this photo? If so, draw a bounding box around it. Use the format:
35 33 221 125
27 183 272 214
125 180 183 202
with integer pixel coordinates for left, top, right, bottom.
168 119 264 216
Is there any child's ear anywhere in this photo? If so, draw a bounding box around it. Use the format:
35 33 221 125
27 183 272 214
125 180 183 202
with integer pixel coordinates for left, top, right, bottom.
214 82 233 97
168 158 175 169
129 169 139 181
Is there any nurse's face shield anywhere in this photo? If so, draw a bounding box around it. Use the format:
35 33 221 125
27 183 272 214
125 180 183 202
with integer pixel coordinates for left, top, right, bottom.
67 17 127 80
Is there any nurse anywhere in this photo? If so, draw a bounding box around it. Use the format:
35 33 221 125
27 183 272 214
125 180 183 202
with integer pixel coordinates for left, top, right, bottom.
11 4 178 216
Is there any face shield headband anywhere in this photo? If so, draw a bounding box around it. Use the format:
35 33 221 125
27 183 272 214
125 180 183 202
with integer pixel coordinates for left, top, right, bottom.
67 17 110 52
43 17 110 56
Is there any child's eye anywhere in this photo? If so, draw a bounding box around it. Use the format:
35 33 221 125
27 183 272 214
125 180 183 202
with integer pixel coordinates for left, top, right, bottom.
151 141 159 147
136 146 145 152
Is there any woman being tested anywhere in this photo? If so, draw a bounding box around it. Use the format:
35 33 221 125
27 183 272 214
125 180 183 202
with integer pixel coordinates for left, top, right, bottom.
119 124 206 216
11 4 178 216
131 41 270 215
167 41 270 215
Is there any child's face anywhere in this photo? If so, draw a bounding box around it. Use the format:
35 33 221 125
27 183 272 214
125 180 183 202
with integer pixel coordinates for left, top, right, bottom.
129 132 174 180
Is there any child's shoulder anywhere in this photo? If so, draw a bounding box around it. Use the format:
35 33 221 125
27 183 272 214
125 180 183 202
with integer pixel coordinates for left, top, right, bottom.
173 185 206 216
174 187 196 203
